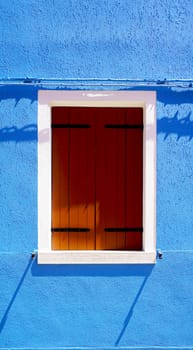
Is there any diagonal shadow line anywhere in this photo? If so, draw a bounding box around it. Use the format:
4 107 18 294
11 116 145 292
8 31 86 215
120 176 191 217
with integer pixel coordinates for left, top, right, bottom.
115 274 149 346
0 257 33 333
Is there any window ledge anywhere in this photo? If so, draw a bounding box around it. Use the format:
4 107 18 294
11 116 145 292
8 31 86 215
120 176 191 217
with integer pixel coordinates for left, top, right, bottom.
38 250 156 264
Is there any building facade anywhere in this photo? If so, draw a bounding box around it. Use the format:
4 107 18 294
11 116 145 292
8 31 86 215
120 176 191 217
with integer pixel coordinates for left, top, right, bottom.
0 1 192 349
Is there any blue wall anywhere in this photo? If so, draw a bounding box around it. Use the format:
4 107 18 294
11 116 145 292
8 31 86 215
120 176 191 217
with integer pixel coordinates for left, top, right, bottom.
1 0 193 79
0 1 193 349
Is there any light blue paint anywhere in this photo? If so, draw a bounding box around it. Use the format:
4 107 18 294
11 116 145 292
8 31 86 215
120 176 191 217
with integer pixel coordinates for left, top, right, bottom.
0 0 193 79
0 253 193 347
0 0 193 349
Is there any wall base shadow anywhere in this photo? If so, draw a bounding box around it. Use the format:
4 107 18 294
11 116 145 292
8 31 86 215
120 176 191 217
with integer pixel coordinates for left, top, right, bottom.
31 257 154 277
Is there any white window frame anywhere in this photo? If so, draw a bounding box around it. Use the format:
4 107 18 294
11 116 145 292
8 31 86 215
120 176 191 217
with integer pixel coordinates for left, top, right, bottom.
38 90 156 264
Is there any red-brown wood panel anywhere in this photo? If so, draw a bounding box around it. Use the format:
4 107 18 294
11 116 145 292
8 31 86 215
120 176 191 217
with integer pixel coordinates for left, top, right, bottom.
52 107 143 251
52 107 69 249
125 108 143 250
95 108 126 250
68 108 95 250
51 107 95 250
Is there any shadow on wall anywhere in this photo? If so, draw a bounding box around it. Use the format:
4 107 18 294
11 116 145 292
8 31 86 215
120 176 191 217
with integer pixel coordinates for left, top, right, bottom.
0 84 193 142
0 125 38 142
115 273 149 346
31 259 154 346
0 257 33 334
157 111 193 140
31 258 154 277
0 85 191 341
0 84 192 105
0 84 38 105
0 113 193 142
121 85 193 105
0 256 154 336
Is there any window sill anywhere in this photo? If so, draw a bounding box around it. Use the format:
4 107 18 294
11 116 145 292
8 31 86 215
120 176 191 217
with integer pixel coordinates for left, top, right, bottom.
38 250 156 264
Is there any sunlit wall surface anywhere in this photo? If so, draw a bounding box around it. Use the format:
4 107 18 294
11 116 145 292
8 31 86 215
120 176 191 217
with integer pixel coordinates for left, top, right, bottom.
0 0 192 348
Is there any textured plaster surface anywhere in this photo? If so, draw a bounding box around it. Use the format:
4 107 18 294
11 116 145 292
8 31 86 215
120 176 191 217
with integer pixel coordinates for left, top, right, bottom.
0 84 192 350
0 253 193 347
0 0 193 349
0 0 193 79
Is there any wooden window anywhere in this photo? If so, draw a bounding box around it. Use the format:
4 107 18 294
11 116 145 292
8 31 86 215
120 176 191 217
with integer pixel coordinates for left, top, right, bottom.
51 107 143 251
38 90 156 264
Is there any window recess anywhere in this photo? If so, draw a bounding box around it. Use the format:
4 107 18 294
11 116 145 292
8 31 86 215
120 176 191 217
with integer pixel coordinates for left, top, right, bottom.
51 107 143 252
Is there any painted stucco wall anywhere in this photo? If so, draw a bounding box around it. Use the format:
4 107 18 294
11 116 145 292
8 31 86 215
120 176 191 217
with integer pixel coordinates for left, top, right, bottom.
0 1 192 349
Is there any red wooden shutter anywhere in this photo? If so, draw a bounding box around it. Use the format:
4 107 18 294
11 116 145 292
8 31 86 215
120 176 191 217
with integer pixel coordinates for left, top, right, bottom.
125 108 143 250
95 107 143 250
52 107 95 250
52 107 69 249
52 107 143 251
95 108 126 249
